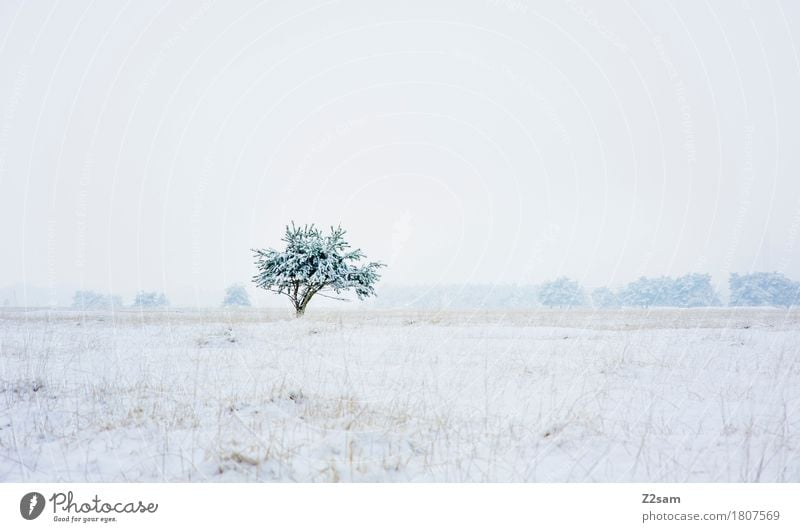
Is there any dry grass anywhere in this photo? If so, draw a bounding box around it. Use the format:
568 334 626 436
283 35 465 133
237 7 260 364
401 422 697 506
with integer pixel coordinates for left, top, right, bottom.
0 307 798 482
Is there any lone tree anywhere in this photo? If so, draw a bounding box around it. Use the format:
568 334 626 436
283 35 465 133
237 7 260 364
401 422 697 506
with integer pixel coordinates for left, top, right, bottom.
252 223 384 317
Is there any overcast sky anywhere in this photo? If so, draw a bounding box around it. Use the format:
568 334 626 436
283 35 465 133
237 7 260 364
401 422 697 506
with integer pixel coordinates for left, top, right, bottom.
1 0 799 306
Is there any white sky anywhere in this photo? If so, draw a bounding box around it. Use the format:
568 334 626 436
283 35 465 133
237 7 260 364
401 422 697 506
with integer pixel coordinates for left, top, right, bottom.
1 0 799 306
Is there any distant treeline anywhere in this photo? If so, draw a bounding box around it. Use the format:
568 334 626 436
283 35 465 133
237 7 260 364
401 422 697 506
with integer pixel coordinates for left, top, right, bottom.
69 284 252 310
71 290 169 310
64 273 800 310
375 272 800 309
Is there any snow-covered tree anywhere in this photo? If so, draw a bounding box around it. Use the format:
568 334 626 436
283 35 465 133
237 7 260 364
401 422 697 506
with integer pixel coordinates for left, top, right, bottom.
618 277 663 308
775 278 800 307
618 274 721 307
222 284 251 307
133 291 168 308
537 277 586 308
673 273 720 307
730 272 800 307
252 223 384 317
71 290 122 310
591 286 619 308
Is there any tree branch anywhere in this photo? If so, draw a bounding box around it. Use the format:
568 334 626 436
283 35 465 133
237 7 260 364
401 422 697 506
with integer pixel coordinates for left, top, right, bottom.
315 292 350 302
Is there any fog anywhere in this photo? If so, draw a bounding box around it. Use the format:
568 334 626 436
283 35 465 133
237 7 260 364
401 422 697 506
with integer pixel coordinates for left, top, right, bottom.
1 0 799 306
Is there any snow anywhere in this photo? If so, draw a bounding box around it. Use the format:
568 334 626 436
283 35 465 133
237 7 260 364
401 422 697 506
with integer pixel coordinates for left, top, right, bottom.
0 307 798 482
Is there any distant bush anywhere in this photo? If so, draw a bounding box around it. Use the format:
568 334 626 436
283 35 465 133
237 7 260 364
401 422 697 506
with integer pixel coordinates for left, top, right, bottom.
538 277 586 308
72 290 122 310
133 291 169 308
222 284 251 307
618 276 673 308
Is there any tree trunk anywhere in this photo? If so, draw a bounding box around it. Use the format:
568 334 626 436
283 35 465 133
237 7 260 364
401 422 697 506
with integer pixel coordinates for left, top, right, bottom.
294 303 306 318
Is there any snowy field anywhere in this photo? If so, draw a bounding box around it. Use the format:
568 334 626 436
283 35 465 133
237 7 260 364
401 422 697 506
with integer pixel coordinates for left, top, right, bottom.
1 307 798 482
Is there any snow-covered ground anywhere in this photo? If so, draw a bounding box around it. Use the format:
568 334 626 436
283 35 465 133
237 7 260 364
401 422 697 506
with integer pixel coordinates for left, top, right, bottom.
1 307 798 482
